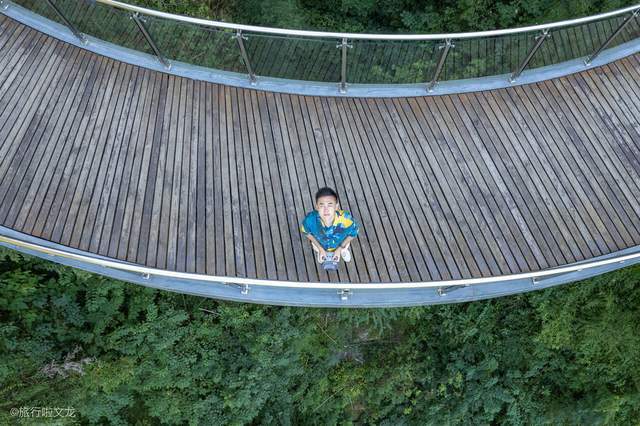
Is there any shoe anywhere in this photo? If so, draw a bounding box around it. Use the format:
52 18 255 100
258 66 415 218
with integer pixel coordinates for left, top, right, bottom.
341 247 352 262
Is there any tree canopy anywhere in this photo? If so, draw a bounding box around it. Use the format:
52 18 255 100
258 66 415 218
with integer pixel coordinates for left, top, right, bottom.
2 245 640 424
133 0 637 32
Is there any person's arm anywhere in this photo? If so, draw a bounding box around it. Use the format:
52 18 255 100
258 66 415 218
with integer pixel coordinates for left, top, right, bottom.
306 234 328 261
301 216 328 261
332 236 354 261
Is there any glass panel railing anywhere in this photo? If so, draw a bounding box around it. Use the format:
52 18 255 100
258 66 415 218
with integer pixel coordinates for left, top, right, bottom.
440 33 536 81
348 40 441 84
11 0 63 23
13 0 152 54
143 15 245 73
6 0 640 87
243 34 340 82
532 14 637 68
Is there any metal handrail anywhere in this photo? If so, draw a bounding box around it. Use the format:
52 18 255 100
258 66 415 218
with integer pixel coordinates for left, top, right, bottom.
1 233 638 290
98 0 639 41
6 0 639 93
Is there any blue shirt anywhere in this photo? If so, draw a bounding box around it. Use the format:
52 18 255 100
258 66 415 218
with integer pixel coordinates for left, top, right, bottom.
300 210 360 251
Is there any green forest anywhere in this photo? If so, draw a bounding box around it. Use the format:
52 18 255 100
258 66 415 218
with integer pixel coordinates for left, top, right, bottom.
2 248 640 424
133 0 636 33
3 0 640 423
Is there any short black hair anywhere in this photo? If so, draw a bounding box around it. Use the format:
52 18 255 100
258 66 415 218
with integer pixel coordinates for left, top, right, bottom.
315 187 338 203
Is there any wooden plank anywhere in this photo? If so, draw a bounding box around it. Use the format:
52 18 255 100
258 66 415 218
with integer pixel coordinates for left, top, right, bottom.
486 88 589 260
79 63 139 252
128 73 167 263
0 39 68 221
154 75 182 269
65 61 132 249
432 94 528 273
186 79 199 273
43 56 115 241
0 34 56 171
460 92 556 269
263 92 307 281
298 95 361 282
469 91 576 264
236 87 266 279
402 95 505 276
386 96 501 278
140 74 175 266
307 95 376 282
245 89 280 279
254 90 293 280
229 87 255 278
0 16 23 52
601 60 640 145
490 88 597 259
513 83 615 254
522 82 625 251
542 78 636 246
210 83 225 276
2 43 85 230
31 55 107 239
105 68 154 260
15 49 95 235
436 94 544 271
369 98 460 279
353 98 442 281
276 93 326 282
0 36 65 177
0 25 37 93
222 86 241 276
291 95 360 282
329 97 402 281
572 70 640 216
318 96 389 282
167 76 188 271
461 92 561 268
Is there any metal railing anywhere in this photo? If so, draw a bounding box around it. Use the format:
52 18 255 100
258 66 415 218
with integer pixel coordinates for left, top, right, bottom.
4 0 640 92
1 233 639 300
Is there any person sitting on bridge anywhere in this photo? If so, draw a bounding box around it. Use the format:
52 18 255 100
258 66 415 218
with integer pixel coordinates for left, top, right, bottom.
300 187 360 266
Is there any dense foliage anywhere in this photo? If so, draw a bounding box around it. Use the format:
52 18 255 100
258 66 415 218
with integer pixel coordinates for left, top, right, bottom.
4 2 640 423
2 245 640 424
133 0 637 32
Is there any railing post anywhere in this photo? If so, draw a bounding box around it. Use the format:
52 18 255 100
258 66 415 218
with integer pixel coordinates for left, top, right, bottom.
427 38 453 92
44 0 87 44
337 38 352 94
131 12 171 70
585 8 640 65
510 29 549 82
234 30 256 85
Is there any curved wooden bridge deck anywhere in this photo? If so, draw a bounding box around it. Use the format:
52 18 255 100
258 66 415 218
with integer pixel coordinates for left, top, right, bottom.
1 13 640 286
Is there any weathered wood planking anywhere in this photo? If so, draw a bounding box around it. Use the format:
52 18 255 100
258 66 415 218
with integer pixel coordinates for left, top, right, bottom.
1 14 640 283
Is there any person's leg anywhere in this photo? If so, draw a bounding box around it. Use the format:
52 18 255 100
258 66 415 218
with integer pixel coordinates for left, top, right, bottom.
311 240 324 263
340 241 352 262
